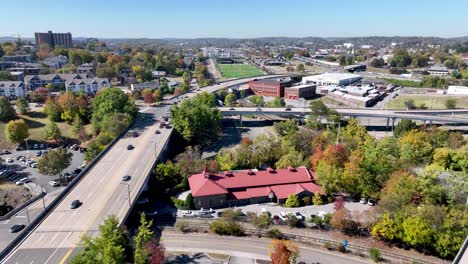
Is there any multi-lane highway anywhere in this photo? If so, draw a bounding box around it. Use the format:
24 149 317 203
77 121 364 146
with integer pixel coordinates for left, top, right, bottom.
0 75 285 264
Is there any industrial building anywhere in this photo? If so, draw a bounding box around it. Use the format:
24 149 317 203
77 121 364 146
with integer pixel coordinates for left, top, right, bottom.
248 77 293 97
301 73 362 86
284 84 316 100
35 31 73 48
447 86 468 95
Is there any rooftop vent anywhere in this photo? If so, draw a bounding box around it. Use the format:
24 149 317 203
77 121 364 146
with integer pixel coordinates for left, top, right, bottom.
288 166 296 172
246 169 255 176
267 167 276 173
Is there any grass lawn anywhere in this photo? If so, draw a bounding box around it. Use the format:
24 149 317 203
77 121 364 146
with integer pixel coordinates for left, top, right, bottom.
218 64 264 78
384 95 468 110
0 109 92 148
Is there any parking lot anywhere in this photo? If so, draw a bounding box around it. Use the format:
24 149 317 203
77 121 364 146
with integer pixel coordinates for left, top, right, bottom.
0 144 85 193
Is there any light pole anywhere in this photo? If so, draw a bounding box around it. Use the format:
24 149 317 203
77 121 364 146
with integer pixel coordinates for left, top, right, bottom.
121 183 131 208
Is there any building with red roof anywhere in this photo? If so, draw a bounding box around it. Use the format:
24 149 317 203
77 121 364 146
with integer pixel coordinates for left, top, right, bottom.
188 166 324 209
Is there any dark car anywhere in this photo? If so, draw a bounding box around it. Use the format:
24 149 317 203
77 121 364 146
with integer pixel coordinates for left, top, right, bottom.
122 175 131 181
165 124 172 129
74 168 82 174
155 130 161 134
163 116 169 122
285 107 291 111
132 131 138 138
79 147 86 153
9 224 25 233
70 200 81 209
3 150 11 154
229 108 235 110
127 145 134 150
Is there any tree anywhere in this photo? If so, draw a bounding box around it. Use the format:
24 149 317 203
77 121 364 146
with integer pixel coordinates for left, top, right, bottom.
269 239 299 264
275 148 305 169
5 119 29 144
144 240 165 264
312 192 323 205
101 113 130 137
249 95 264 107
402 216 435 249
403 99 416 110
224 93 236 106
390 49 412 68
0 96 15 121
445 99 457 109
15 97 30 115
153 89 162 103
185 193 194 209
37 149 72 180
331 208 358 235
71 216 127 264
44 96 62 121
369 248 381 263
296 64 305 72
251 213 271 230
216 149 237 171
371 213 402 241
267 97 286 107
284 194 300 208
369 58 385 67
43 121 62 141
134 213 154 264
142 88 155 105
393 119 417 138
398 130 434 164
379 171 421 213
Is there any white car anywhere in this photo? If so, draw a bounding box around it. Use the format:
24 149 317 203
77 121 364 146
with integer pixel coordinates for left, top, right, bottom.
6 158 13 163
49 180 59 187
182 210 195 217
279 212 289 221
15 177 30 185
293 211 304 221
199 208 214 214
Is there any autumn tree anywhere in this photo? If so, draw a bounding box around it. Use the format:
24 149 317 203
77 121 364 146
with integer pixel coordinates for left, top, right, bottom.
269 239 299 264
6 119 29 144
43 121 62 141
398 130 434 164
393 120 417 138
153 89 162 103
15 97 30 115
379 171 422 213
284 194 300 208
142 88 155 105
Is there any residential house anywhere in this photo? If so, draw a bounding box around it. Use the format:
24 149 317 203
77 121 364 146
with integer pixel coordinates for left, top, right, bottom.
0 81 26 99
66 78 109 94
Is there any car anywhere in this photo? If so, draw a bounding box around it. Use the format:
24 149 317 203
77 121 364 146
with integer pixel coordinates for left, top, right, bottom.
73 145 80 151
70 200 81 209
154 130 161 134
279 212 288 221
136 197 149 204
16 156 24 160
360 198 367 204
74 168 83 174
285 107 291 111
272 215 282 225
256 107 262 111
146 210 158 216
3 150 11 154
15 177 30 185
367 199 377 206
199 208 214 214
35 151 42 157
33 144 38 149
49 180 59 187
132 131 138 138
122 175 131 181
165 124 172 129
127 144 134 150
30 163 37 168
229 108 235 110
9 224 25 233
19 157 26 162
293 212 304 221
16 146 24 151
39 144 45 149
79 147 86 153
6 158 13 163
69 144 77 150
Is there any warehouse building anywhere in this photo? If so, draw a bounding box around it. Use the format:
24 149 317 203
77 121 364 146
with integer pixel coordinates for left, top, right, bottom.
284 84 316 100
302 73 362 86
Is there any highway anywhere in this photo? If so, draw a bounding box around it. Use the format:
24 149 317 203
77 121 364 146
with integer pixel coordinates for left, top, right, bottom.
161 232 370 264
0 74 286 264
219 107 468 124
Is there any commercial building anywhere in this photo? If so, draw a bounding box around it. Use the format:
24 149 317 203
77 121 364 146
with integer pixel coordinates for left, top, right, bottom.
284 84 316 100
35 31 72 48
302 73 362 86
249 78 293 97
447 86 468 95
188 166 324 209
0 81 26 99
130 81 160 91
427 65 450 76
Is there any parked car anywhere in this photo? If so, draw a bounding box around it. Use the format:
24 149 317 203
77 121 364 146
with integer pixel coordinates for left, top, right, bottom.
272 215 282 225
40 144 45 149
127 145 134 150
49 181 59 187
155 130 161 134
70 200 81 209
293 211 304 221
229 108 235 110
35 151 42 157
368 199 377 206
285 107 291 111
79 147 86 153
122 175 131 181
16 156 24 160
199 208 214 214
6 158 13 163
132 131 138 138
9 224 25 233
33 144 38 149
15 177 30 185
360 198 367 204
30 163 37 168
74 168 83 174
279 212 288 221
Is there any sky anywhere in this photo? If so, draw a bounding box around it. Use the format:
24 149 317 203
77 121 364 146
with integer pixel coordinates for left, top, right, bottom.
1 0 467 39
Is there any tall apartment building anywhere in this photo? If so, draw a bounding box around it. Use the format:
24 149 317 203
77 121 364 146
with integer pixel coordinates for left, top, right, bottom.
34 31 72 48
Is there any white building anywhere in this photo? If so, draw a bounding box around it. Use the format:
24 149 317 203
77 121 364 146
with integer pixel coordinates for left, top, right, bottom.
130 81 160 92
0 81 26 99
66 78 109 94
302 73 362 86
343 43 354 49
428 65 450 76
447 86 468 95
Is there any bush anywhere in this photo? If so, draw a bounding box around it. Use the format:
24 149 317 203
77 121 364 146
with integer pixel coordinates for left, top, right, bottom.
336 243 346 253
170 196 187 208
301 196 311 206
286 216 301 228
210 219 244 236
175 221 191 233
185 193 194 209
369 248 381 262
284 194 301 208
267 228 285 239
324 242 333 250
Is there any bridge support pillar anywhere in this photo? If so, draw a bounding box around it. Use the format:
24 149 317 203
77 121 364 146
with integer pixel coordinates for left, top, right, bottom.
386 117 390 129
391 117 396 131
239 114 243 127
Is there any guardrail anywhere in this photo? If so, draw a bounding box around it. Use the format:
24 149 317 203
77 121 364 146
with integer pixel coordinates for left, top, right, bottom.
157 219 444 264
0 192 46 221
0 120 135 261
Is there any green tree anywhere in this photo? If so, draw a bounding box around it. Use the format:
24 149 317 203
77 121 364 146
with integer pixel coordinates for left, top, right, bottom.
15 97 30 115
185 193 194 209
390 49 412 67
403 99 416 110
393 119 417 138
134 213 154 264
37 149 72 179
369 58 385 67
379 171 421 213
0 71 14 81
296 64 305 72
284 194 300 208
101 113 130 137
398 130 434 164
371 213 402 241
402 216 435 249
44 96 62 121
71 216 127 264
72 114 83 136
224 93 236 106
0 96 15 121
153 89 162 103
43 121 62 141
252 213 271 230
267 97 286 107
273 119 298 136
249 95 264 107
445 99 457 109
275 148 305 169
312 192 323 205
216 149 237 171
5 119 29 144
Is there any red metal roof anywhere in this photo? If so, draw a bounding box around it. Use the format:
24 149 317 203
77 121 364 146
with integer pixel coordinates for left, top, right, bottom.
188 166 322 198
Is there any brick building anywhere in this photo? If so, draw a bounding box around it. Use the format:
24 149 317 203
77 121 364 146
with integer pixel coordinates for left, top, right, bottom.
249 78 293 97
284 84 316 100
188 166 324 209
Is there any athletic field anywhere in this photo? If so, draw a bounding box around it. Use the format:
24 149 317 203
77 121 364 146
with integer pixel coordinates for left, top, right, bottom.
218 63 264 78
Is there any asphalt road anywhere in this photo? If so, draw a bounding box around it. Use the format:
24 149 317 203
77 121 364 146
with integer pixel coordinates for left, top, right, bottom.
161 233 370 264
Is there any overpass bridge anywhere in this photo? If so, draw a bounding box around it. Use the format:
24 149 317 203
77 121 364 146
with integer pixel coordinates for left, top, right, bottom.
0 74 288 264
219 107 468 128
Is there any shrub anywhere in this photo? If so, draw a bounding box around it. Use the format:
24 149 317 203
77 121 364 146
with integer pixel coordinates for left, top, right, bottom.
369 248 381 262
210 219 244 236
170 196 187 208
175 221 191 233
286 216 301 228
284 194 301 208
185 193 194 209
267 228 285 239
324 242 333 250
336 243 346 253
312 193 323 205
301 196 311 206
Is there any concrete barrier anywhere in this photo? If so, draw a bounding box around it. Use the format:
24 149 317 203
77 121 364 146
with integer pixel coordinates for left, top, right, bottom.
0 192 45 221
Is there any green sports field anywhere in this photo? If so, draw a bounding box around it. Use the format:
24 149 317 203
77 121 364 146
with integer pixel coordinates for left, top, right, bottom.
218 64 264 78
384 95 468 109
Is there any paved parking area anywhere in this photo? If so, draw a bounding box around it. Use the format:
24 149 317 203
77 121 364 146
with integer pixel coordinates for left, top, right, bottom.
0 146 85 193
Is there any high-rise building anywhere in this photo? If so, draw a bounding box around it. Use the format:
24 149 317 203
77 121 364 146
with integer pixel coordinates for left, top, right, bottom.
34 31 72 48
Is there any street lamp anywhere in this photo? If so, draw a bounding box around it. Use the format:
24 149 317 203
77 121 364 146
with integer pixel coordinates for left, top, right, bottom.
120 182 131 208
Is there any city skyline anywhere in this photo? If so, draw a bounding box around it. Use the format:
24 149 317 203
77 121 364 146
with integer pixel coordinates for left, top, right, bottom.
1 0 468 39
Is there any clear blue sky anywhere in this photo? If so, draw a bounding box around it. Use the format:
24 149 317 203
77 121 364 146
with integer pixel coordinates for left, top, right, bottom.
1 0 467 38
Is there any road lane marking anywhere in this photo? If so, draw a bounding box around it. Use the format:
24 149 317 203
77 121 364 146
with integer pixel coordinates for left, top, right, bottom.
44 232 73 264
